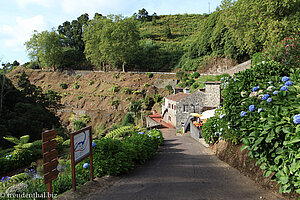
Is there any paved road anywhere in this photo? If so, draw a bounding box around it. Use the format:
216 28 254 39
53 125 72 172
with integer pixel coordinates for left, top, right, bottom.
89 128 282 200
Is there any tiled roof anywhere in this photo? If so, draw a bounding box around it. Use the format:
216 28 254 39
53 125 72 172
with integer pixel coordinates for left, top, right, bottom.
165 92 190 102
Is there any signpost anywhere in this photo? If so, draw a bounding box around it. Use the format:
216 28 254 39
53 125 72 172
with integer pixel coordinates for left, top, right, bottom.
42 130 59 200
70 126 93 191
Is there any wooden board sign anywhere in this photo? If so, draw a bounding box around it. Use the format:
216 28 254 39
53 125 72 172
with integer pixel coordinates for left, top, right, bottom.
42 130 59 200
70 126 93 191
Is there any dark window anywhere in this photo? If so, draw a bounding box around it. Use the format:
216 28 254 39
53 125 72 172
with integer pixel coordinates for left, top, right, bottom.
172 104 174 109
168 103 170 108
168 116 171 121
174 105 176 110
183 105 188 112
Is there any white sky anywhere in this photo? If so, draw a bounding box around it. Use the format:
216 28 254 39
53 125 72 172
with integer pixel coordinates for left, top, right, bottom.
0 0 222 64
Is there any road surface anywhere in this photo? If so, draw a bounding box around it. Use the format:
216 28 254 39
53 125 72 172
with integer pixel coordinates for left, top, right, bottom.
88 128 282 200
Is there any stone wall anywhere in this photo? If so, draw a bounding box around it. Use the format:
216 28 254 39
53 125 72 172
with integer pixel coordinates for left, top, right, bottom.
221 60 251 76
175 91 205 129
204 82 221 107
153 79 178 89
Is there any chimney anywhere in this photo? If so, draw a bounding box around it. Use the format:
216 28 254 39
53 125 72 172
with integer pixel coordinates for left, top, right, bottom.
203 81 221 107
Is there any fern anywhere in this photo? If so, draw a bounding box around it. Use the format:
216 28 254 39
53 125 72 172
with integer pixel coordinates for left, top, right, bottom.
105 126 133 139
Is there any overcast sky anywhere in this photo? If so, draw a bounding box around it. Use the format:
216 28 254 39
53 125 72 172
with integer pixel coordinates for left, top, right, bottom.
0 0 222 64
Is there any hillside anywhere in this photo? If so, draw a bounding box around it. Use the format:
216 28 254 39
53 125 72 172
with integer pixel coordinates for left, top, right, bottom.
6 67 176 131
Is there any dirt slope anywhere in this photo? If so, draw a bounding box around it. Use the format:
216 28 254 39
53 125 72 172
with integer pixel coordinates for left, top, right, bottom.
7 68 175 130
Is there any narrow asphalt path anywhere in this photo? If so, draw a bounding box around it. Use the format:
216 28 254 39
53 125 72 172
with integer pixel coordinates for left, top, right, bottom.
89 128 282 200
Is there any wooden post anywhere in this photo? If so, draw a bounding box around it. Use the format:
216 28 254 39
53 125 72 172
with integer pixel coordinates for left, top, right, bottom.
70 133 76 191
89 128 94 181
47 182 52 200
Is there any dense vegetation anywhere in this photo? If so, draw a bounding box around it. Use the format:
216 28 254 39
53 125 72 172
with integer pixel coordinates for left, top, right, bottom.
0 129 163 198
23 0 299 72
202 34 299 195
0 70 62 149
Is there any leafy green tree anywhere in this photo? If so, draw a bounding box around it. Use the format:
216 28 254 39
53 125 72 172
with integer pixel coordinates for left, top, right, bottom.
137 8 149 22
128 100 142 124
25 30 63 70
83 15 140 72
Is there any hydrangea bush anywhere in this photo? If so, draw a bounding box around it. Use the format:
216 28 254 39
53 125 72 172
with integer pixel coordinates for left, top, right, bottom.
203 60 300 194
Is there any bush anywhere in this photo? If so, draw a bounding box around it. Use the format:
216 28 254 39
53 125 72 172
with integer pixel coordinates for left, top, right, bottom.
109 85 120 93
73 81 80 89
191 72 200 79
122 113 135 126
146 72 153 78
93 138 135 176
59 82 68 89
203 60 300 194
88 80 94 86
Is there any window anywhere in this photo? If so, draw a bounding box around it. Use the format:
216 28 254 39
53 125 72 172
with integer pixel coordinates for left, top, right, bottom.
168 103 170 108
172 104 174 109
168 116 171 121
174 105 176 110
183 105 188 112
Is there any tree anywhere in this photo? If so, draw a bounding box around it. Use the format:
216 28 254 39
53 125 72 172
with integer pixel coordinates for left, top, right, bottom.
25 30 63 70
83 15 140 72
137 8 149 22
128 100 142 124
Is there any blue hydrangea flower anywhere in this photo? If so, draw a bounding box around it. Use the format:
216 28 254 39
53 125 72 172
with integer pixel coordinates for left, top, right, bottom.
83 163 89 169
282 76 290 82
1 176 10 182
252 86 259 92
273 91 279 95
219 132 222 135
148 135 151 137
138 132 144 135
240 111 247 117
234 78 237 82
258 108 263 113
285 81 293 86
267 98 272 103
220 128 223 132
249 105 255 112
92 142 96 148
158 136 160 139
293 114 300 124
262 94 270 101
214 132 218 136
280 86 288 91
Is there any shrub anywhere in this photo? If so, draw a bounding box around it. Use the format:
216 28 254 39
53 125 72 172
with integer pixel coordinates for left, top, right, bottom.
88 80 94 86
143 83 150 87
122 113 135 126
72 119 86 131
77 95 83 100
122 87 132 94
73 81 80 89
59 82 68 89
165 84 173 95
146 72 153 78
109 85 120 93
203 60 300 194
93 138 135 176
191 72 200 78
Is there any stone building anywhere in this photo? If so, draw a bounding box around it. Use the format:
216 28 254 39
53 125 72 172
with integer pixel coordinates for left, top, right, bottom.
162 81 221 130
